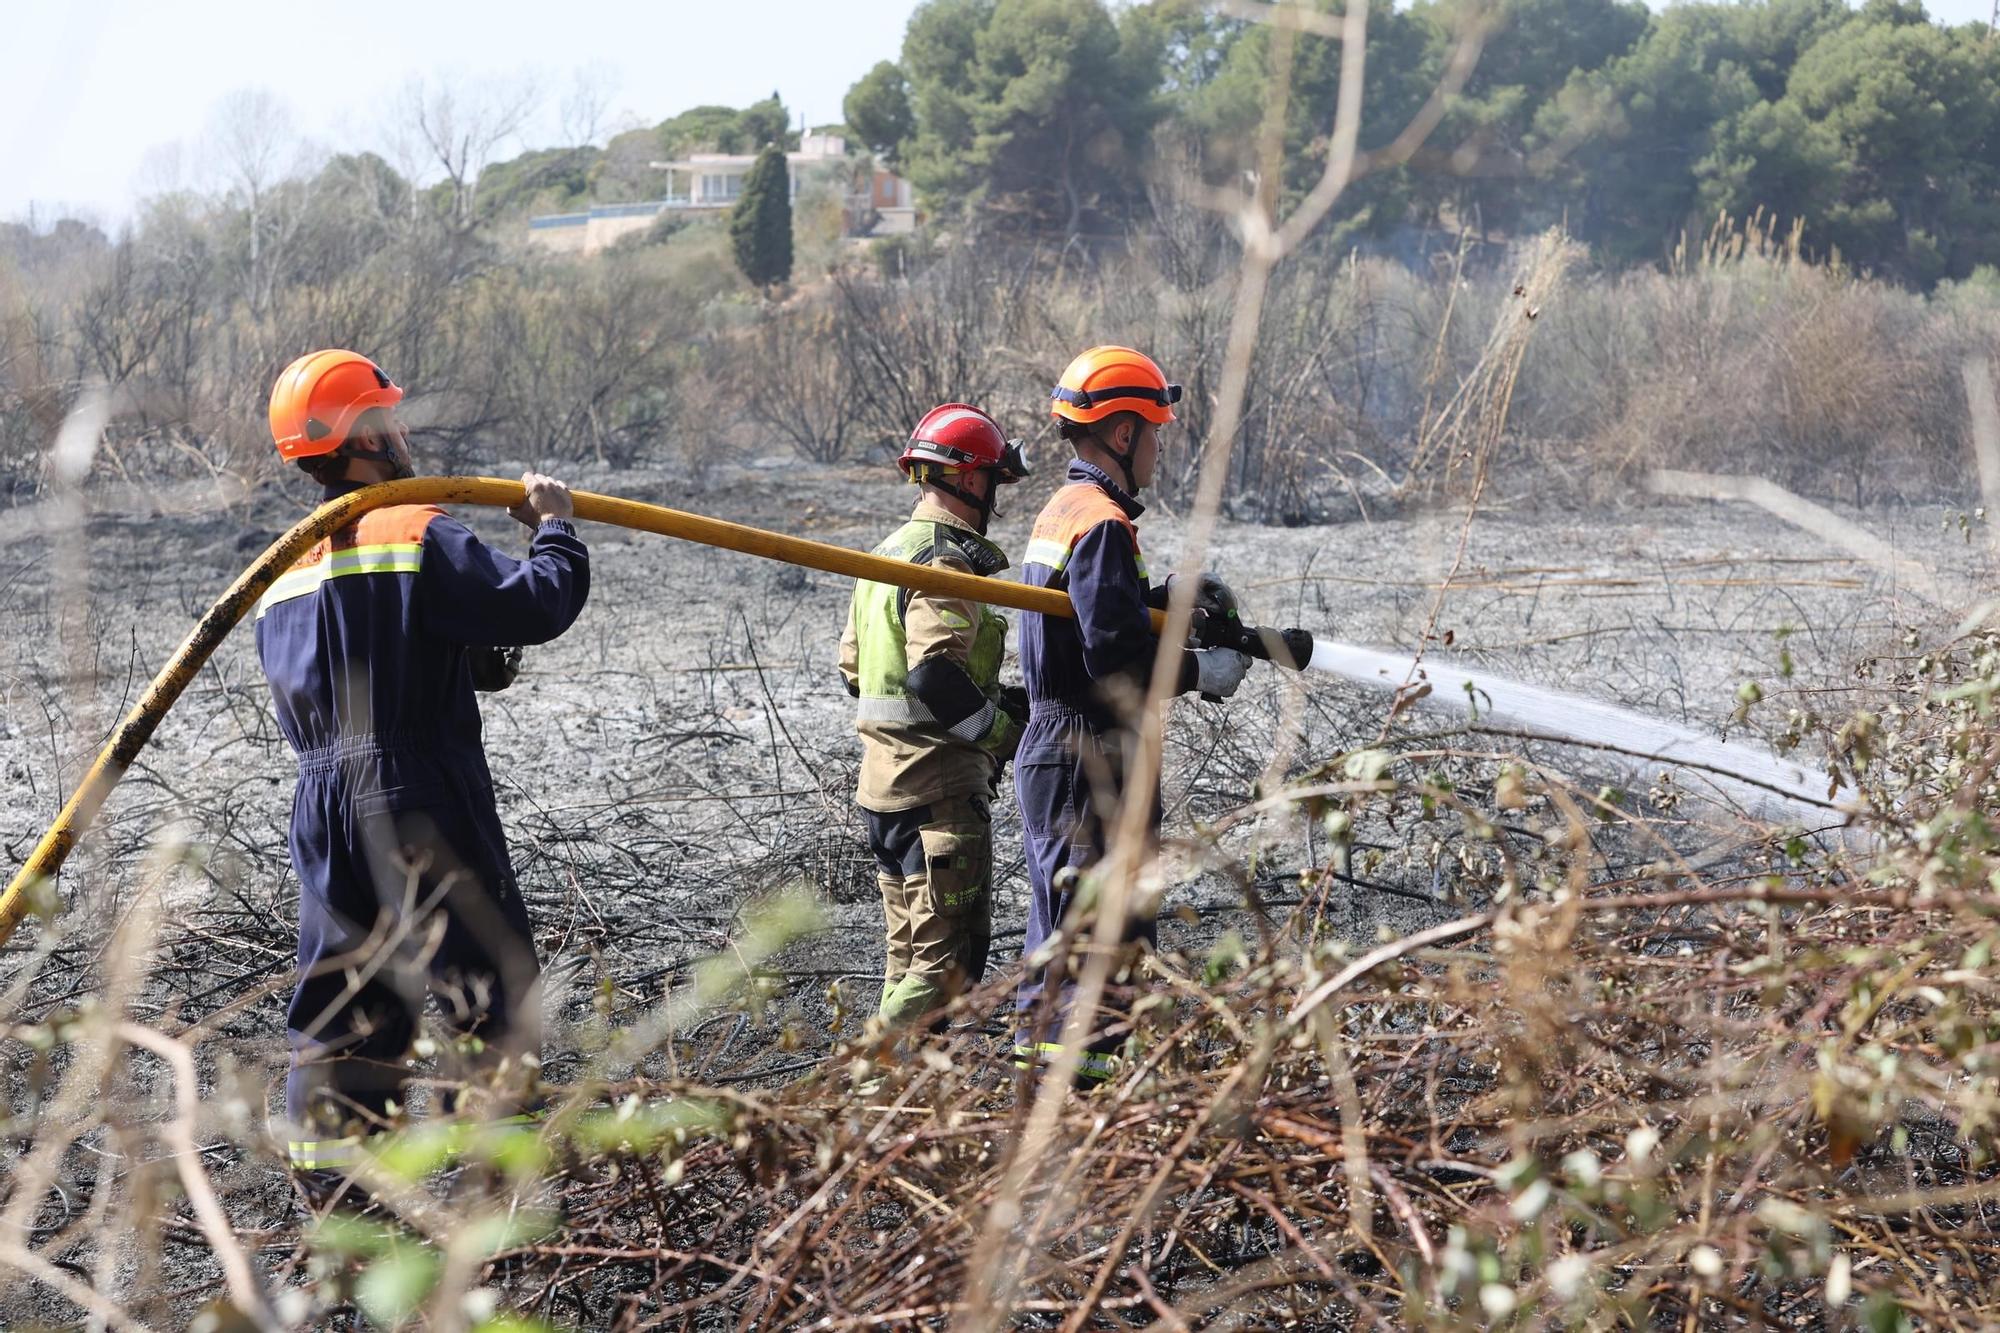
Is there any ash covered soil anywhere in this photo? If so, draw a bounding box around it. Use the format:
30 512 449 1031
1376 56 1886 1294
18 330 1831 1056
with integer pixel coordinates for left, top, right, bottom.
0 457 1984 1316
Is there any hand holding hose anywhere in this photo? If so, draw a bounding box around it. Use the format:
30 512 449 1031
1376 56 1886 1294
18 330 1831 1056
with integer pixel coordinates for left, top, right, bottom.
510 471 575 528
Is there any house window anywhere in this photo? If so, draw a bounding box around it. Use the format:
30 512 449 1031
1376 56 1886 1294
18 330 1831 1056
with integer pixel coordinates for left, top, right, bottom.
699 173 743 204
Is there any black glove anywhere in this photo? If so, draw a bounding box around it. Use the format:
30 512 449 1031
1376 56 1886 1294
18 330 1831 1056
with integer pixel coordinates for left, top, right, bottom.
999 684 1030 725
1186 571 1240 621
985 685 1029 765
469 646 524 692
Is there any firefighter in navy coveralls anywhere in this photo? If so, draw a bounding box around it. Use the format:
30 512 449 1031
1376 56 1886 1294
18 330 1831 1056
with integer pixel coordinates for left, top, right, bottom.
1014 346 1250 1082
258 349 589 1185
839 404 1032 1029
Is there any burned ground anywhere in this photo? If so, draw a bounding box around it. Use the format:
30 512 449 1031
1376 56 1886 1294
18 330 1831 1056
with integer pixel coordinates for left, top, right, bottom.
0 462 1985 1326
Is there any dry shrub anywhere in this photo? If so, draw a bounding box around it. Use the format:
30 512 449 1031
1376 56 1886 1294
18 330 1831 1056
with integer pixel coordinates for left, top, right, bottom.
831 241 1041 454
1405 230 1583 502
745 300 860 464
457 258 692 470
11 200 2000 514
1541 216 1987 503
450 625 1994 1330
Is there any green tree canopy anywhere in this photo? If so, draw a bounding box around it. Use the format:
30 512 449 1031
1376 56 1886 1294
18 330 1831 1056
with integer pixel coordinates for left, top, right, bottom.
898 0 1164 234
1536 7 1766 262
1781 12 2000 282
844 61 915 164
1165 0 1442 241
734 94 795 152
1412 0 1649 237
400 0 2000 292
620 91 800 161
472 146 601 221
589 95 796 201
1693 96 1848 243
730 143 794 288
647 94 796 159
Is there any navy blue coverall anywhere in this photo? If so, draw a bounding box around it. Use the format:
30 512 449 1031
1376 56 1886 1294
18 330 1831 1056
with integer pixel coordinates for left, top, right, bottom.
255 481 588 1167
1013 460 1201 1080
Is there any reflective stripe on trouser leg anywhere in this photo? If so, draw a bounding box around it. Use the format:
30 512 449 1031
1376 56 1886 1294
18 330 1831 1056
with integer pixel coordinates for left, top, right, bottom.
288 1111 543 1172
1012 1041 1118 1083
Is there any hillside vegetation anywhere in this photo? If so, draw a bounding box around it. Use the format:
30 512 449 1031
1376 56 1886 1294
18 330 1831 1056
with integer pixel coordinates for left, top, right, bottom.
8 0 2000 515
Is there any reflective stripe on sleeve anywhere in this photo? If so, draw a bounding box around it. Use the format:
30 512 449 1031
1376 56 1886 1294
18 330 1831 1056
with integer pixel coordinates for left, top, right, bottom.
856 695 937 724
1021 537 1073 572
946 700 996 742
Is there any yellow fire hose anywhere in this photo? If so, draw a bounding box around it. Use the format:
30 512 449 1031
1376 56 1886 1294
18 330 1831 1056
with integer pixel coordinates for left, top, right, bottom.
0 476 1122 947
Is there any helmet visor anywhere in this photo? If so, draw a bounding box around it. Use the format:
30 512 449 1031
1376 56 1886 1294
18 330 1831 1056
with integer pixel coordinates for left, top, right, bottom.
997 438 1032 482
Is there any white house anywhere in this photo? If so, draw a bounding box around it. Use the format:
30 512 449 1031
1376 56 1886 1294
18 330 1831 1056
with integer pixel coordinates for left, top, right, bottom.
528 132 915 255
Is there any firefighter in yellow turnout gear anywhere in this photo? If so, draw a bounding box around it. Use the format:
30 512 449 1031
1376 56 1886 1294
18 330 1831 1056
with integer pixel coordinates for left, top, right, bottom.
839 405 1032 1027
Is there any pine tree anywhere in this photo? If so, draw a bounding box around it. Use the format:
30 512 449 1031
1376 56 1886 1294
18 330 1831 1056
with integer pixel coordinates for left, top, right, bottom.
729 143 793 289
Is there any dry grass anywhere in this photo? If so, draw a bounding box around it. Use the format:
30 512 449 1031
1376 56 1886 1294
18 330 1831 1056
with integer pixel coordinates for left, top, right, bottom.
11 208 2000 523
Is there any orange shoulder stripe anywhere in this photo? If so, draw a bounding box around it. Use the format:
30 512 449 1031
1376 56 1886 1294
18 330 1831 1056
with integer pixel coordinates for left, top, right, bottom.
348 504 445 548
1030 482 1132 545
1025 483 1140 573
284 504 440 572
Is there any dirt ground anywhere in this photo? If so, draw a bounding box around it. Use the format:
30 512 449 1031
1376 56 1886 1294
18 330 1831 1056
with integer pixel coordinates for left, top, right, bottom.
0 456 1986 1323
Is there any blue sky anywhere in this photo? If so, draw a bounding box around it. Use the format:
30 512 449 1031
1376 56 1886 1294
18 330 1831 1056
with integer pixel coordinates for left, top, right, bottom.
4 0 1994 226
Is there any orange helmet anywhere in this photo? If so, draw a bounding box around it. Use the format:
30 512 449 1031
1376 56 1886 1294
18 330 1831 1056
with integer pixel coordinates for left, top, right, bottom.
268 349 404 460
1049 345 1180 426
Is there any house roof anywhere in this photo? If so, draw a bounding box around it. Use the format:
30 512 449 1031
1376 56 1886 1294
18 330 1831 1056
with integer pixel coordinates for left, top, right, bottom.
656 151 839 170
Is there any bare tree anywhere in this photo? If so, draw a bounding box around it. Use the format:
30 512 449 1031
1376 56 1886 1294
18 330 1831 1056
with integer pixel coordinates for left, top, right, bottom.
559 62 618 149
471 261 684 468
394 73 542 233
132 142 190 201
203 89 318 316
832 244 1036 449
749 304 859 463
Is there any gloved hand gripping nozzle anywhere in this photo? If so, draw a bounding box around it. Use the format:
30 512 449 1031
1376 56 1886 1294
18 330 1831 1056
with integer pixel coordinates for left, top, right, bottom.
1191 608 1315 672
1184 610 1314 702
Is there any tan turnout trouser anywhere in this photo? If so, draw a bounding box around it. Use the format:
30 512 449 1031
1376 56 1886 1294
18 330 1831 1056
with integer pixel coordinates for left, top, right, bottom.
864 795 993 1028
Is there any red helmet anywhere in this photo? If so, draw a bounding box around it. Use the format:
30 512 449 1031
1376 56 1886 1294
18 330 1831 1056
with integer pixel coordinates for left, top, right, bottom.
1050 345 1180 426
268 349 403 460
898 403 1030 484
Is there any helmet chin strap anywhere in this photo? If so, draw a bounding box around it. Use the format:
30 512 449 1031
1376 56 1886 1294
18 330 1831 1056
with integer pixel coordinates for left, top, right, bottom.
932 478 994 532
364 450 417 483
351 436 415 482
917 467 996 533
1093 429 1138 494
